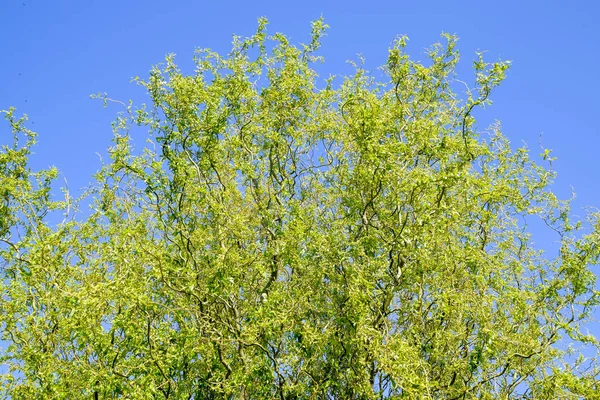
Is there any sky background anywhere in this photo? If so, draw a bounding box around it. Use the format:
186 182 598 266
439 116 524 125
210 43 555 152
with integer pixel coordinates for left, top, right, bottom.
2 0 598 205
1 0 599 327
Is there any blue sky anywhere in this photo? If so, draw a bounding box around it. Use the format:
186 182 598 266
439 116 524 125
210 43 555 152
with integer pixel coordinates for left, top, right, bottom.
2 0 599 204
0 0 599 366
1 2 598 241
1 3 598 252
2 0 598 211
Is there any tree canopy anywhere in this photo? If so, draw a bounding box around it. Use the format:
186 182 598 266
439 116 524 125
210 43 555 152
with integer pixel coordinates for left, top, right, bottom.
1 18 599 399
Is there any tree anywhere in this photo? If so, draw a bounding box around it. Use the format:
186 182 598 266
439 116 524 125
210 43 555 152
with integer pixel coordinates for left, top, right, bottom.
1 18 599 399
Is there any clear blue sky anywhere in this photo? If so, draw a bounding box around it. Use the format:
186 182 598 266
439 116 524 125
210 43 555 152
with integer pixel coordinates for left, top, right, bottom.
2 0 599 205
1 1 599 289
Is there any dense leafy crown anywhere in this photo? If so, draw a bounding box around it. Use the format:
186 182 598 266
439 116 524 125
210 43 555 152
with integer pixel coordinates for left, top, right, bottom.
1 19 599 399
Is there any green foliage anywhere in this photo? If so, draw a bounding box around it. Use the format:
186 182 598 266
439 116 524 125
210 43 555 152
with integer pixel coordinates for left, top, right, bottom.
1 19 599 399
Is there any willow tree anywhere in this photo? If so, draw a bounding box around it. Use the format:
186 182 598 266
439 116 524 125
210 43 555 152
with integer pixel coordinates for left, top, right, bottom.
1 19 599 399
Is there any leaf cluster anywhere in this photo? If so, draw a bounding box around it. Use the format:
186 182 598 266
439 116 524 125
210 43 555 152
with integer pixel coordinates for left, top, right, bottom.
1 19 599 399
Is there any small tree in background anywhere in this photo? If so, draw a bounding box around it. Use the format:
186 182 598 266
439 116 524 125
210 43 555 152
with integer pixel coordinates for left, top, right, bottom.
1 18 599 399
